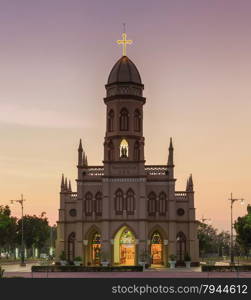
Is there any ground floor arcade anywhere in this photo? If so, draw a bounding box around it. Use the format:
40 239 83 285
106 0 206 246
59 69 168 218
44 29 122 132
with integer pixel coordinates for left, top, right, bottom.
64 225 192 267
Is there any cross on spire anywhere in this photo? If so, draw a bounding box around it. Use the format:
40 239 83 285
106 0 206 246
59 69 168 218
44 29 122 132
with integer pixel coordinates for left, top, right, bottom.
116 25 132 56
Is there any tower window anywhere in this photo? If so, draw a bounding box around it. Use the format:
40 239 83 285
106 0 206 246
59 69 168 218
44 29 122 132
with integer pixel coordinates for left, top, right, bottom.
107 109 114 132
133 140 140 160
84 192 93 216
159 192 167 216
148 192 157 216
94 192 102 216
134 109 141 132
115 189 124 215
126 189 135 215
120 139 129 158
108 140 114 160
120 108 129 131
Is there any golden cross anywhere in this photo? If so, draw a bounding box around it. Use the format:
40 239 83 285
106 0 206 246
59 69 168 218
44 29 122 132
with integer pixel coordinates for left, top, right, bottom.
117 32 133 56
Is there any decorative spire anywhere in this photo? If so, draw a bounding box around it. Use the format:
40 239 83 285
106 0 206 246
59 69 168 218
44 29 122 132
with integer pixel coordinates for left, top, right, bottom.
61 174 65 190
61 174 64 187
65 177 68 192
187 174 194 192
78 139 83 151
83 151 88 167
78 139 83 166
69 180 72 193
167 137 174 166
186 179 189 191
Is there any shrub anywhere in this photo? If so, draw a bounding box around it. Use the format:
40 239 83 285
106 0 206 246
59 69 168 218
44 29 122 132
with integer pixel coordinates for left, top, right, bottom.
74 256 82 261
202 265 251 272
59 251 66 261
169 254 176 261
31 265 143 272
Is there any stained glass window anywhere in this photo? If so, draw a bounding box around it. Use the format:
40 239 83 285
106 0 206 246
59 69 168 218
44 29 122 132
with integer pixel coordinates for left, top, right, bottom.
120 229 135 244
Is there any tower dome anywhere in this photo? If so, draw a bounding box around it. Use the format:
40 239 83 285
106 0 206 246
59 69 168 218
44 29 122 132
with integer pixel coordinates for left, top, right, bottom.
107 56 142 85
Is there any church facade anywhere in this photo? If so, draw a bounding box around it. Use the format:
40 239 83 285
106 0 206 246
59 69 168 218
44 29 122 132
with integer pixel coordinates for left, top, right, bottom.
56 54 199 266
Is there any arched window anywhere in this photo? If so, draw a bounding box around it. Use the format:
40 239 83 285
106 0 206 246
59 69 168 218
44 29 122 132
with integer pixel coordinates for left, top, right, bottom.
84 192 93 216
134 109 141 132
148 192 157 216
94 192 102 216
108 140 114 161
159 192 167 216
68 232 75 261
126 189 135 215
107 109 114 132
120 139 129 158
133 140 140 161
176 232 186 262
115 189 124 215
120 108 129 131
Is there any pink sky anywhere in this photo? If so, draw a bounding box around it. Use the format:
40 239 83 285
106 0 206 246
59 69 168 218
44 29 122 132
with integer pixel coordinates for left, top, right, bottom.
0 0 250 230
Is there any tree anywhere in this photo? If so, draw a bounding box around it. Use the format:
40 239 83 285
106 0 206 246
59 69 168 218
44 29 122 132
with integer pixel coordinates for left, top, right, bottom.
0 205 17 256
16 213 50 256
215 231 230 257
197 221 230 257
197 221 217 256
234 205 251 256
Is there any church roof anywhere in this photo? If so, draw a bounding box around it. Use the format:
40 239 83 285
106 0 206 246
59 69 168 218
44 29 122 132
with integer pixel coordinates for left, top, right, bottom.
107 56 142 85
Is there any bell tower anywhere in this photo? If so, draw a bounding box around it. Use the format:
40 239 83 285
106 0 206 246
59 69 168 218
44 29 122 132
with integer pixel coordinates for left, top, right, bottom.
103 55 146 176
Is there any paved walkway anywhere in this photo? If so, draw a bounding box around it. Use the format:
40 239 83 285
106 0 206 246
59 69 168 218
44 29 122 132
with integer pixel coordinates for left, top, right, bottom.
4 271 251 278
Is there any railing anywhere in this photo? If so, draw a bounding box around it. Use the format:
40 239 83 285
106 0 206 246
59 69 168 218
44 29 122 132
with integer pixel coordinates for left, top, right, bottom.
175 191 188 201
70 192 77 200
145 165 168 176
87 166 104 176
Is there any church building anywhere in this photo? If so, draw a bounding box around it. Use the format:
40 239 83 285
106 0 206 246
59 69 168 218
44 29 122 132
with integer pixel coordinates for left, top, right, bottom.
56 33 199 267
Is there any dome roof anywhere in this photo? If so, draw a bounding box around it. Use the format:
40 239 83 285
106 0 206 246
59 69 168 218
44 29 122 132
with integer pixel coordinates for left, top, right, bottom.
107 56 142 85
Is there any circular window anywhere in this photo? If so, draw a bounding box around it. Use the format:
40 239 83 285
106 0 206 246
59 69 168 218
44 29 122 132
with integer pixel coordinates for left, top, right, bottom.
69 209 77 217
177 208 185 216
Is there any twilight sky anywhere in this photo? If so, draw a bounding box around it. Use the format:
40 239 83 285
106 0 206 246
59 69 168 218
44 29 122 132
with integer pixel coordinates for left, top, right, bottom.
0 0 250 230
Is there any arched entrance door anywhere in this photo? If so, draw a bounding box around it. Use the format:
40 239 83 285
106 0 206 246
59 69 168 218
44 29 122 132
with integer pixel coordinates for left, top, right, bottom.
91 232 101 265
68 232 75 261
176 232 186 262
114 226 136 266
150 232 163 265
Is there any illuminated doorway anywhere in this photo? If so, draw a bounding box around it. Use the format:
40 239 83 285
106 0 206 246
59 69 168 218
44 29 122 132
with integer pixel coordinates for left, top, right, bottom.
114 226 136 266
91 232 101 265
150 232 163 265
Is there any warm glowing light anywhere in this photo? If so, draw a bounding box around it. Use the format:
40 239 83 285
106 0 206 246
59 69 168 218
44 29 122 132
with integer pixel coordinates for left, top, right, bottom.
117 33 132 56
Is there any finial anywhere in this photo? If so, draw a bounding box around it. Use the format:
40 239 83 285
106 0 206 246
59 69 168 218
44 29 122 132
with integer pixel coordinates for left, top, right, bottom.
78 139 83 151
69 180 72 192
167 137 174 166
169 137 173 149
65 177 68 191
187 174 194 192
61 174 65 188
117 25 133 56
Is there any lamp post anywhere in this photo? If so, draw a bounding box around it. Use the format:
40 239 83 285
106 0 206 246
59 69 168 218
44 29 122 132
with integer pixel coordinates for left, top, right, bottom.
229 193 244 265
10 194 26 266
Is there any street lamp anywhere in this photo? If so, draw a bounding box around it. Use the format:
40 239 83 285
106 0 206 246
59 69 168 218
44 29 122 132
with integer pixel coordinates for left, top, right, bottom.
229 193 244 265
10 194 26 267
